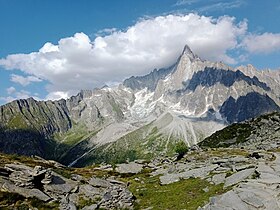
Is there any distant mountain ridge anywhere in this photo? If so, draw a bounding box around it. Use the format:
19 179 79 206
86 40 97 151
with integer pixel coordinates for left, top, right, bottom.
0 45 280 166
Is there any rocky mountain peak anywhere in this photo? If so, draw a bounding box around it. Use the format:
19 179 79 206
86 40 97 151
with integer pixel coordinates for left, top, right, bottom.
181 44 200 61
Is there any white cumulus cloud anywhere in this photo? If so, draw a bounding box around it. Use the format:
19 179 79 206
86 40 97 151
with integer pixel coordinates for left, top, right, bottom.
6 86 16 95
10 74 42 86
242 33 280 54
0 14 248 99
174 0 200 6
46 91 72 101
0 89 40 103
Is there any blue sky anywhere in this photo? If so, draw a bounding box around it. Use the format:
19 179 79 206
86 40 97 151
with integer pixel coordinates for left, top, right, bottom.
0 0 280 103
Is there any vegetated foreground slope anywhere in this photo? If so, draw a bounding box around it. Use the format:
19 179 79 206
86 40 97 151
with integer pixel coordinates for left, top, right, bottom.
1 143 280 209
200 111 280 150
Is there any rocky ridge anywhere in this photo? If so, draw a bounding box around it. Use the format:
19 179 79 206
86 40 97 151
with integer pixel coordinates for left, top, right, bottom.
0 154 135 210
200 111 280 150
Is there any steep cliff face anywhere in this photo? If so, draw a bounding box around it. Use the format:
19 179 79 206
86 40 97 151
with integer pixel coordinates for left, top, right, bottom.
220 93 280 123
123 65 175 91
0 98 72 157
0 98 72 137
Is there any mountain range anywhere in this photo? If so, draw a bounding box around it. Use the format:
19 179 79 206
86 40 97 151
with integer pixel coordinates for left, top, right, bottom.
1 45 280 166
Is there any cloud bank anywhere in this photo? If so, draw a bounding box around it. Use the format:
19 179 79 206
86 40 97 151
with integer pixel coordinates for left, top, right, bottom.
0 13 279 100
0 87 40 103
10 74 42 86
242 33 280 54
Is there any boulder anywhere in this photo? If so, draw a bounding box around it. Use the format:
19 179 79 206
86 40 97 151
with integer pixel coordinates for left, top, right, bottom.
5 164 52 188
224 168 255 188
116 162 143 174
98 185 134 210
212 190 248 210
44 174 77 197
79 184 102 199
238 191 264 208
88 177 110 188
1 178 51 202
82 204 98 210
160 164 218 185
212 173 226 185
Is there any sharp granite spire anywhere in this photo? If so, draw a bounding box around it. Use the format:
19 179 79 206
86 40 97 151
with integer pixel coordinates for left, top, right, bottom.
181 44 200 61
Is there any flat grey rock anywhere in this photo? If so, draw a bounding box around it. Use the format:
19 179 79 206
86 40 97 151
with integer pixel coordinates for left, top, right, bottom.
228 157 248 163
44 174 77 195
79 184 102 198
215 190 248 210
212 173 226 185
88 177 110 188
257 162 275 174
59 202 77 210
214 167 231 173
199 205 233 210
224 168 255 188
212 158 229 164
237 191 264 208
116 162 143 174
0 160 135 209
159 174 180 185
160 164 218 185
68 193 79 205
4 164 33 172
1 179 51 201
235 164 255 171
82 204 98 210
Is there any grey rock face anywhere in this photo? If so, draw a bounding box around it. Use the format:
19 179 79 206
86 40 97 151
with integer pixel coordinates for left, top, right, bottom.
220 92 280 123
68 88 126 127
185 68 270 92
79 184 101 199
0 98 72 136
82 204 98 210
0 97 72 157
123 66 175 91
1 164 54 202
